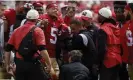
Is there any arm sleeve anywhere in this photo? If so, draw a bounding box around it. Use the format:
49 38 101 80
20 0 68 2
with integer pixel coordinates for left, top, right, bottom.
97 29 107 64
34 27 46 46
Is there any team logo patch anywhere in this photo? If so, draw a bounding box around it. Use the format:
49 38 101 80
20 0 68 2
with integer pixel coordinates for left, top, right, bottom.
82 12 87 16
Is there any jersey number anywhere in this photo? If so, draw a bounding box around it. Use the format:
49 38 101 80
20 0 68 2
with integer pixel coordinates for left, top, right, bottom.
126 30 133 46
50 27 58 44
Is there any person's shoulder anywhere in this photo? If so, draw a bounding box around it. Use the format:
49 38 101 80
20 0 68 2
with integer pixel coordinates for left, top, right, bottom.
81 64 89 71
76 62 87 69
77 63 90 74
98 29 107 35
61 62 78 69
14 25 23 31
60 63 72 72
72 62 90 74
34 27 43 32
80 30 91 37
10 25 23 36
66 62 84 68
61 63 71 68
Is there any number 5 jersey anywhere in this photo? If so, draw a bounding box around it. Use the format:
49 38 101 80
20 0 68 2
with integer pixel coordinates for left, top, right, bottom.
39 14 64 58
121 20 133 64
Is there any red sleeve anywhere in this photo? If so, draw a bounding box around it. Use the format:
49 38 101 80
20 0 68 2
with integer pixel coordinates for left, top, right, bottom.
34 27 46 45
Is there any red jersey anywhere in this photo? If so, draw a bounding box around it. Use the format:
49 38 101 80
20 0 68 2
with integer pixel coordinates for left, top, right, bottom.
121 20 133 64
40 14 64 58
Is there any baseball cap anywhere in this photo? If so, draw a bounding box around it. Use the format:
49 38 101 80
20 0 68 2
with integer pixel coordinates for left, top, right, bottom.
81 10 93 21
99 7 112 18
26 9 39 19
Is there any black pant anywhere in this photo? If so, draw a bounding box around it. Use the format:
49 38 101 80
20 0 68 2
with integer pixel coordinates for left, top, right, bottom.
15 59 49 80
119 63 129 80
83 64 98 80
99 64 120 80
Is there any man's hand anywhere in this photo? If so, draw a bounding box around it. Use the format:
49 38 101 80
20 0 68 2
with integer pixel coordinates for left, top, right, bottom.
40 19 49 29
46 65 52 73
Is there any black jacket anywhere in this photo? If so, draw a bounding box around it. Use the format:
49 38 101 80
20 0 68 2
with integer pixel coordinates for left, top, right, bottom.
59 62 91 80
87 24 99 45
69 30 97 67
56 29 97 67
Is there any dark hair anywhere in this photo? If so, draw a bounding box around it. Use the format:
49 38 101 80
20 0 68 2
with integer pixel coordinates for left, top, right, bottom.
66 6 76 12
126 13 131 21
113 1 127 6
101 18 116 25
70 18 82 26
68 1 79 6
69 50 83 62
129 3 133 12
113 1 127 10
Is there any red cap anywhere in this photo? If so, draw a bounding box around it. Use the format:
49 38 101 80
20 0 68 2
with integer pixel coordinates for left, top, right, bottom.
46 3 58 9
125 4 130 11
33 2 43 7
81 16 92 21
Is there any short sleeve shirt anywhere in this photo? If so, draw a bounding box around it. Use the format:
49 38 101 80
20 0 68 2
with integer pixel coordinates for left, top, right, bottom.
8 21 46 59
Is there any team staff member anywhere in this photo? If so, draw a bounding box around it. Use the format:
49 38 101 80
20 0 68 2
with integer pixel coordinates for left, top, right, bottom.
4 9 52 80
81 10 99 46
121 3 133 80
113 1 129 80
80 9 99 80
67 19 97 80
114 1 127 27
98 7 122 80
59 50 91 80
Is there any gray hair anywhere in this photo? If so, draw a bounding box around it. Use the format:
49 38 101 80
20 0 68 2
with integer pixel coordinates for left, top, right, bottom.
69 50 83 62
